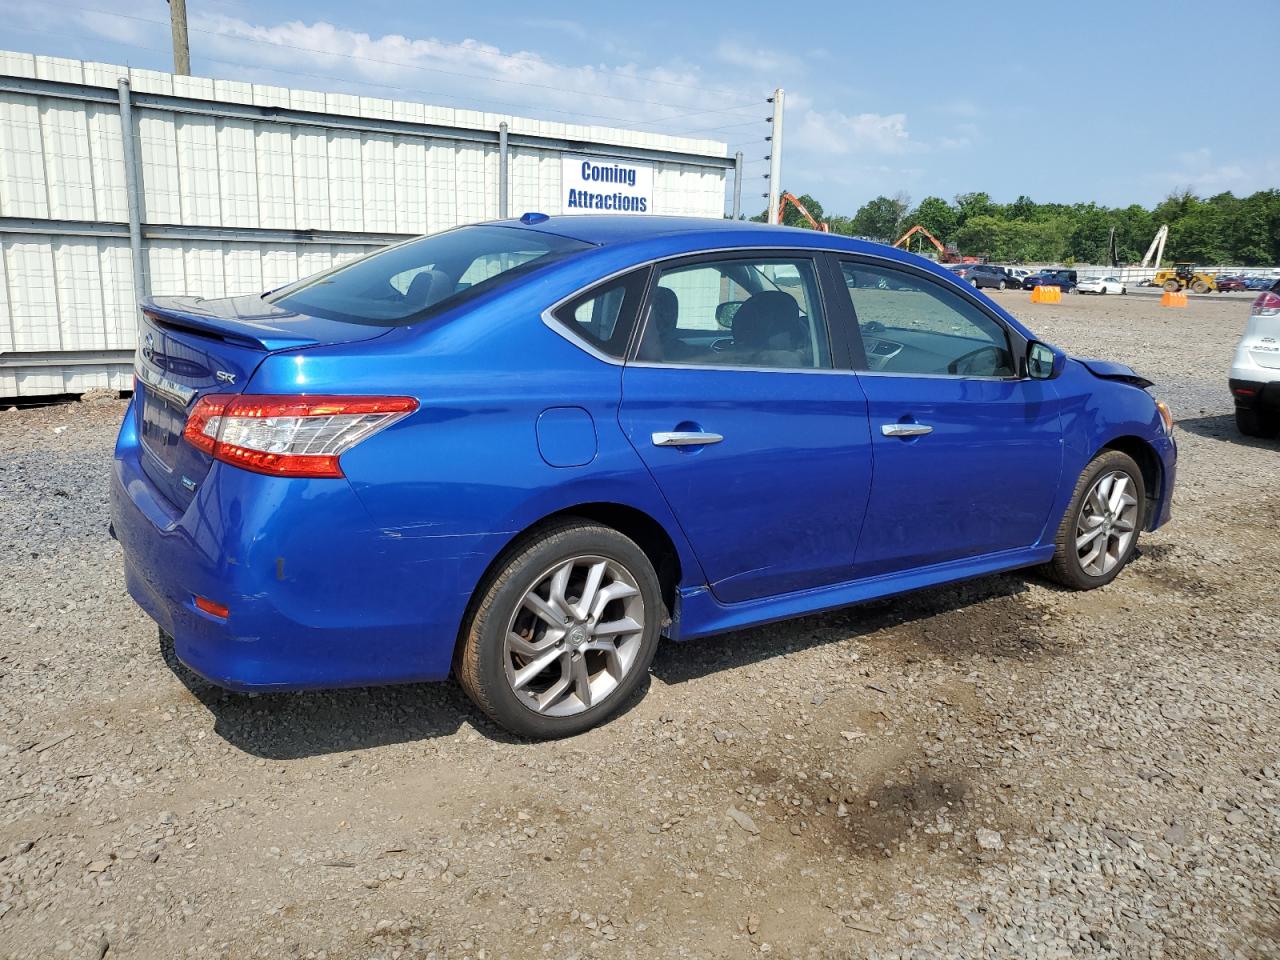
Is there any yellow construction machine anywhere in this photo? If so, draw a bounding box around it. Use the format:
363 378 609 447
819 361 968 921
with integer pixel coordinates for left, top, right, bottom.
1153 263 1217 294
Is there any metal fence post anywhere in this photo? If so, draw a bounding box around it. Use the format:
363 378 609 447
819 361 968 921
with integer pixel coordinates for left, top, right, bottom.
117 78 148 302
732 151 743 219
498 121 509 218
766 88 785 225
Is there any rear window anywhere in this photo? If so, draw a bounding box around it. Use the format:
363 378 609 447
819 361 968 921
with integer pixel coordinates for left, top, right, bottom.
266 226 591 326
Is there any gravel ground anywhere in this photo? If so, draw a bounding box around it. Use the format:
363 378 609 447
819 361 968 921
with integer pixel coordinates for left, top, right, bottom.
1 292 1277 960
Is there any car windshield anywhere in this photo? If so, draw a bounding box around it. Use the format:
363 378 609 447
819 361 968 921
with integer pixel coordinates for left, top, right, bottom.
266 225 591 326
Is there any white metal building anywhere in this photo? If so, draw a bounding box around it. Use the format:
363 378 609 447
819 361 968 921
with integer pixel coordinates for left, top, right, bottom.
0 51 737 397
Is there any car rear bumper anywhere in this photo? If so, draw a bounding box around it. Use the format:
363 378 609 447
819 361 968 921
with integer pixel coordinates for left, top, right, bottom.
1229 377 1280 411
111 397 499 691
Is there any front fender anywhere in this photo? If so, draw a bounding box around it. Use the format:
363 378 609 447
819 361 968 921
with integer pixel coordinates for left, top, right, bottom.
1045 359 1176 537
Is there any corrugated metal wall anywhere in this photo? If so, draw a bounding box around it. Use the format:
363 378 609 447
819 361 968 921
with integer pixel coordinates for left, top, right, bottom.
0 51 731 397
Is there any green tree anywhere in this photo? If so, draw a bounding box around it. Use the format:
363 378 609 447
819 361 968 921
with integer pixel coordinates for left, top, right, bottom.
850 194 909 242
954 191 995 226
905 196 958 244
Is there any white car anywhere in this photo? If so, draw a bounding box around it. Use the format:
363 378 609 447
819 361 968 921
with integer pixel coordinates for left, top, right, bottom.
1078 276 1126 295
1230 280 1280 437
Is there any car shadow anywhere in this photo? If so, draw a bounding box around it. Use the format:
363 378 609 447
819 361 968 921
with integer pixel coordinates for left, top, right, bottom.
652 571 1043 687
159 630 651 759
1177 413 1279 449
166 571 1052 759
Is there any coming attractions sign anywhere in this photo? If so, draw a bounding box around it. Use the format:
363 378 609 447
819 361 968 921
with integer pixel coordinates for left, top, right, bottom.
561 154 654 215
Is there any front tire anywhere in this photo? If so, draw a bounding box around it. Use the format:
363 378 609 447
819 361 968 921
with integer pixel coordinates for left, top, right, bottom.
457 520 663 738
1042 451 1145 590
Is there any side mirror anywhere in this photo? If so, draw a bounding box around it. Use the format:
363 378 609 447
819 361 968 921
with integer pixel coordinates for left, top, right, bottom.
1027 341 1060 380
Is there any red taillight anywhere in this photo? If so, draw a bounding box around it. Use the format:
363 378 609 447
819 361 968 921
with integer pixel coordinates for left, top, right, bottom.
182 394 418 478
1253 291 1280 317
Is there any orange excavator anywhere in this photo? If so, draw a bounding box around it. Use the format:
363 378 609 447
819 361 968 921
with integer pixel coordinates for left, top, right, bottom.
893 224 964 263
777 192 830 232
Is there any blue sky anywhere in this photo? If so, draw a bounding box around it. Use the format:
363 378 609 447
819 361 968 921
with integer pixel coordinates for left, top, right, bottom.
4 0 1277 215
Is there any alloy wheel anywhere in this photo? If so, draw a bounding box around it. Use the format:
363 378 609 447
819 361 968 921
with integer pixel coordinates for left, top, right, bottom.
1075 470 1139 577
503 555 646 717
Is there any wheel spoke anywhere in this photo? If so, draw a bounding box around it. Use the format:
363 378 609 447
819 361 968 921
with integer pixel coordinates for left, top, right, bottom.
590 580 638 621
592 616 642 639
1107 476 1132 513
1075 526 1105 551
536 663 572 711
507 628 561 659
1080 538 1105 572
548 561 574 617
510 647 564 691
1112 517 1136 533
570 656 592 708
523 591 566 628
575 561 607 620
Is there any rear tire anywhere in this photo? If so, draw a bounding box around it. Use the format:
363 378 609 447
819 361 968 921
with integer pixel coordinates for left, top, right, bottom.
457 520 663 739
1236 406 1280 438
1041 450 1145 590
998 280 1007 290
1192 280 1209 294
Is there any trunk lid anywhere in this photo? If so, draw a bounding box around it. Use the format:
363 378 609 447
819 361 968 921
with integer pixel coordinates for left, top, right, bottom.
133 295 391 510
1243 311 1280 370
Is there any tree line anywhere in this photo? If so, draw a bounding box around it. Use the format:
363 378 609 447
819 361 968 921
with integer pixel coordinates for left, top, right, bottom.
755 189 1280 266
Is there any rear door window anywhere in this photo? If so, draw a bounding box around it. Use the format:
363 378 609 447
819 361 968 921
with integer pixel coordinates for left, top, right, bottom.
551 268 649 359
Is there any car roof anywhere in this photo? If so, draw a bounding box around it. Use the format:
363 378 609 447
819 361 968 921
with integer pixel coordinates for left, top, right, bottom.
492 214 885 256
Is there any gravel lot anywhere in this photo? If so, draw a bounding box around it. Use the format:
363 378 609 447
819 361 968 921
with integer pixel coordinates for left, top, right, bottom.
1 292 1277 960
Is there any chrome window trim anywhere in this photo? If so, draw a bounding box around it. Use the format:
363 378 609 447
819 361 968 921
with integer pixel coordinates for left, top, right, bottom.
538 242 1026 374
854 370 1022 383
626 360 856 376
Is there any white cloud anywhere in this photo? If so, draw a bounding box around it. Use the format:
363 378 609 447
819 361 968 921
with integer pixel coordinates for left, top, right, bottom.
1159 148 1279 195
789 106 911 157
184 12 741 132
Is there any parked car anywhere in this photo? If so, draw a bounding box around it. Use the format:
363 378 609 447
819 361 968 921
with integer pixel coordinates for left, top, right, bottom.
1244 276 1278 291
1025 270 1078 293
111 216 1177 738
951 263 1016 290
1077 276 1127 296
1230 279 1280 438
1215 276 1248 293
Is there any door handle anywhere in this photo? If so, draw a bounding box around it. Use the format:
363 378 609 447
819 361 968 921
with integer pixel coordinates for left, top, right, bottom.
881 423 933 437
652 431 724 447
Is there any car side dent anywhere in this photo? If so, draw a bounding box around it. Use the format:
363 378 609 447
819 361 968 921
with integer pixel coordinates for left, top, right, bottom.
1050 359 1176 535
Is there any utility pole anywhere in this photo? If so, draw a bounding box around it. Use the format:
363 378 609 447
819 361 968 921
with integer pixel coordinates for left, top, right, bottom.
765 88 785 225
168 0 191 75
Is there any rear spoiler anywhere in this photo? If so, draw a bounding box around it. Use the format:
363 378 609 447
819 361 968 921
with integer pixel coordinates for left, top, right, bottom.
1074 357 1153 389
142 296 325 352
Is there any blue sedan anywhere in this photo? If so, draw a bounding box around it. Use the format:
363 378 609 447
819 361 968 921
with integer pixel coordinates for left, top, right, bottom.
111 215 1177 737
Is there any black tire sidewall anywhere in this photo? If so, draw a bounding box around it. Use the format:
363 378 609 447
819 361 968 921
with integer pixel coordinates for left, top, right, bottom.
1052 451 1146 589
463 523 663 738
